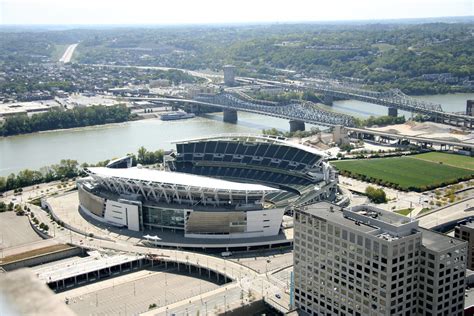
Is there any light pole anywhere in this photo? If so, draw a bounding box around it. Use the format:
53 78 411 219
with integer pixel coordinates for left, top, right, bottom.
224 288 227 314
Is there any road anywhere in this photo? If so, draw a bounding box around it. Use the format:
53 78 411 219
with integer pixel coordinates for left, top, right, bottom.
417 198 474 229
59 44 79 63
87 64 222 83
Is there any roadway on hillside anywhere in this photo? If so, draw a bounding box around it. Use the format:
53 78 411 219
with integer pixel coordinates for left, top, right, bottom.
59 44 79 63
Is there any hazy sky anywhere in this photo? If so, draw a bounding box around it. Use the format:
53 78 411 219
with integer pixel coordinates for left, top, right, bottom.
1 0 473 25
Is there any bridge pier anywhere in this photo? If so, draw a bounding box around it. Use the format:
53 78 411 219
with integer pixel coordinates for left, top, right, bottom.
322 94 334 106
388 107 398 117
190 104 201 114
289 120 305 133
223 109 238 123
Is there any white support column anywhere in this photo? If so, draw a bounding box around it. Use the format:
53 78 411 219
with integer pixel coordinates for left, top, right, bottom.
214 189 219 206
200 188 206 206
157 184 170 203
136 182 148 200
185 186 193 204
172 185 182 204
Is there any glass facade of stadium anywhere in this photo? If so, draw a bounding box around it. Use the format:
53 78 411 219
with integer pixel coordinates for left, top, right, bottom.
142 206 185 230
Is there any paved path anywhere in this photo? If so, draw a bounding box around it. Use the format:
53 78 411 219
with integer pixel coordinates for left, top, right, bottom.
339 176 427 212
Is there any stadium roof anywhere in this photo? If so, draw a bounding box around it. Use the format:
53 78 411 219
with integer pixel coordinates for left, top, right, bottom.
86 167 279 192
173 133 328 158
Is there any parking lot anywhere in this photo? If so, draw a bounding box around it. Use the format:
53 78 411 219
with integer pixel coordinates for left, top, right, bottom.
61 268 221 315
0 212 43 249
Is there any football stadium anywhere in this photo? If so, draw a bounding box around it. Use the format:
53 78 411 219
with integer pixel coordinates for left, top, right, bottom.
78 134 338 245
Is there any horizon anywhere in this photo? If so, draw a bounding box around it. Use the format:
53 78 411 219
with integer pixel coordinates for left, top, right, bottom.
1 0 473 26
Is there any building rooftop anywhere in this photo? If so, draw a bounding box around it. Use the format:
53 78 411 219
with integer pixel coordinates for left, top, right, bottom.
299 202 376 234
299 202 420 240
86 167 280 192
420 227 466 252
458 220 474 229
349 205 417 227
33 251 145 283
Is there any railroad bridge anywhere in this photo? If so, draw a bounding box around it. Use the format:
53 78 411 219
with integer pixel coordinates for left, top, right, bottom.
245 78 474 128
130 92 356 132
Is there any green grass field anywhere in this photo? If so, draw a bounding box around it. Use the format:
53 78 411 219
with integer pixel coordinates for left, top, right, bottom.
332 153 473 191
412 152 474 170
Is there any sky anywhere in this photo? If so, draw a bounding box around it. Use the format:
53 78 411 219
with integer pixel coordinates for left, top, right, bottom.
0 0 473 25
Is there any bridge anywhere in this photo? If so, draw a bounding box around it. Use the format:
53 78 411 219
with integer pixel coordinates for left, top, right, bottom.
238 77 474 129
129 93 474 153
345 126 474 153
129 92 356 131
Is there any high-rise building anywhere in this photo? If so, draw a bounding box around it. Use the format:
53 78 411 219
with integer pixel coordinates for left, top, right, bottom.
455 221 474 269
223 65 236 86
467 100 474 116
293 202 467 316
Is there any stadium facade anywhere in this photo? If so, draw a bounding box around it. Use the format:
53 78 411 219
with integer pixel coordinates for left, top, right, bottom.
78 134 338 241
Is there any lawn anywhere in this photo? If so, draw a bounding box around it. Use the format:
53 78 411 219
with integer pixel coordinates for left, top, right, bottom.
332 154 473 191
412 152 474 171
394 208 413 216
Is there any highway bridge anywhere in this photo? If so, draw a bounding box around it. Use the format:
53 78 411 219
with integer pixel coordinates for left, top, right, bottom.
93 63 473 128
346 126 474 151
129 93 474 153
238 77 474 129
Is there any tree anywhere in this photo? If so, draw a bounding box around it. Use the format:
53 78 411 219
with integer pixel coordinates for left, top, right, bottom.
365 186 387 204
137 146 147 164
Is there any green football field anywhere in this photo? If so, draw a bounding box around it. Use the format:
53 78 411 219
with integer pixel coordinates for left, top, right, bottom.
331 153 473 191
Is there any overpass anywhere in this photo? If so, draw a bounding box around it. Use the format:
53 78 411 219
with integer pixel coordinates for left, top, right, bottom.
346 126 474 152
237 77 474 129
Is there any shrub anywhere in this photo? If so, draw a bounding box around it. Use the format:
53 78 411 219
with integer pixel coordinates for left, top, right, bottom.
365 186 387 204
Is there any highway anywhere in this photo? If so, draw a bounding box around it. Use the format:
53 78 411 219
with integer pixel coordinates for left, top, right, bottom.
59 44 78 63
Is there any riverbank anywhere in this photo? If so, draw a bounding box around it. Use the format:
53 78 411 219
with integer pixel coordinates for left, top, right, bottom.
0 113 295 176
1 93 473 176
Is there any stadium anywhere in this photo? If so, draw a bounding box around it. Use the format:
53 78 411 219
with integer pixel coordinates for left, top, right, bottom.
77 134 338 246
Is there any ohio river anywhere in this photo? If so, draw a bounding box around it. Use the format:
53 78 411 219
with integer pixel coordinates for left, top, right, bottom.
0 93 473 176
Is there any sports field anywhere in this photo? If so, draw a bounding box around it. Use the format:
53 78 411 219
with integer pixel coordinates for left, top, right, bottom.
332 153 473 191
412 152 474 171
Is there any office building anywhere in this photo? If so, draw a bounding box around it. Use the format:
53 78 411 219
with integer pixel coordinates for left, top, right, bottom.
294 203 467 316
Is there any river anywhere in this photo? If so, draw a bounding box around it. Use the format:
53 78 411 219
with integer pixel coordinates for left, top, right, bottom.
1 93 473 176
